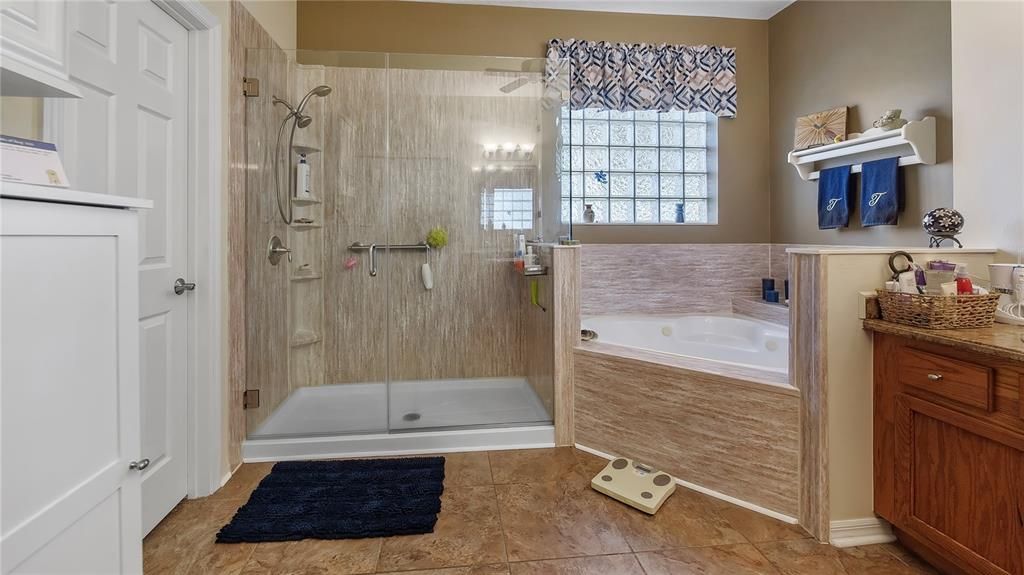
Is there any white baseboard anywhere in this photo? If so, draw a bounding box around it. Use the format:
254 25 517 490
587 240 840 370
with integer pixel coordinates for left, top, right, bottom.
573 443 799 525
830 517 896 548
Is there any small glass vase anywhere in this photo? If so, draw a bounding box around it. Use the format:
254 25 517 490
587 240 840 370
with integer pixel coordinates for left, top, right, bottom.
583 204 595 223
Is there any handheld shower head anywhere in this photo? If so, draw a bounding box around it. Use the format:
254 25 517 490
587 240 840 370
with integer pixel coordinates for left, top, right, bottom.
296 85 332 114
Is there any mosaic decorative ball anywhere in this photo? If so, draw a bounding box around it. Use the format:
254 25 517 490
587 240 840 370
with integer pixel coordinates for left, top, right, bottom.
922 207 964 235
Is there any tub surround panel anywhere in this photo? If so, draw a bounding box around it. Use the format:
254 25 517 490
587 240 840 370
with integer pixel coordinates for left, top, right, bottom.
573 347 800 517
581 341 793 394
553 246 581 446
789 253 829 541
731 298 790 326
580 244 771 316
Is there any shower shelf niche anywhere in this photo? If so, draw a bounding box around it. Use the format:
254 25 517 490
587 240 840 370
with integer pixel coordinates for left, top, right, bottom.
290 329 322 347
291 196 321 207
292 144 321 156
291 222 322 231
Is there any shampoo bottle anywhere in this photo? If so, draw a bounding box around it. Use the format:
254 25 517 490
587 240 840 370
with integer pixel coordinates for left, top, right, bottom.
295 154 311 199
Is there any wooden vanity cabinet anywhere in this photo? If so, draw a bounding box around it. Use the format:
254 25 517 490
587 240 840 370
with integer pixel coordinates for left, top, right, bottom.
873 332 1024 575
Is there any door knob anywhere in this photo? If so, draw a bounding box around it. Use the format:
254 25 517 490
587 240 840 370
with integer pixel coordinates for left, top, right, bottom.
129 458 151 471
173 278 196 295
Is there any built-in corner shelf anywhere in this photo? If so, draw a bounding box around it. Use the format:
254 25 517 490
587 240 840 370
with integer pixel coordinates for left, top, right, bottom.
290 330 321 347
291 222 322 231
292 145 321 156
291 196 321 207
788 116 936 181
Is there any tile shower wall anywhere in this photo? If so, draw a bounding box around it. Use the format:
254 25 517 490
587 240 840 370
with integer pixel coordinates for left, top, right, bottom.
580 244 772 315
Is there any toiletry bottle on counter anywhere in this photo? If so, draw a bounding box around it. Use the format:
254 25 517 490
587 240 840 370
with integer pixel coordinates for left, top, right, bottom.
295 154 311 199
955 265 973 295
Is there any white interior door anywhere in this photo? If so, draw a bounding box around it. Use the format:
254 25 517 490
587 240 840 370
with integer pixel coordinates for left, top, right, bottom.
53 0 191 536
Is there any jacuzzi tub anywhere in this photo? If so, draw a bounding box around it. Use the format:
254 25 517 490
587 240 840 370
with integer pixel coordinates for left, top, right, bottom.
581 314 789 374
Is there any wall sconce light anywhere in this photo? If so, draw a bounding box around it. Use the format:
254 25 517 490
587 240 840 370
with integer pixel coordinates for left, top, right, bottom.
471 166 482 172
485 164 497 172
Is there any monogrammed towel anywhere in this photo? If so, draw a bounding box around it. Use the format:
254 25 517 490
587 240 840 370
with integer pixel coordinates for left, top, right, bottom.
860 157 902 227
818 165 853 229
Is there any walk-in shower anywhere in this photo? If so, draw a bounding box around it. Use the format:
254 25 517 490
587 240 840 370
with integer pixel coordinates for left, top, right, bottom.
242 50 568 459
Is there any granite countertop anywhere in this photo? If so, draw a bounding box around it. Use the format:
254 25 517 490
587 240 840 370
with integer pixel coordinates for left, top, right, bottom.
863 318 1024 363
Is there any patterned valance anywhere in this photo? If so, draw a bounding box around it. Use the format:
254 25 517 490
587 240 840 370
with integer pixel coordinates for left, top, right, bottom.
544 38 737 117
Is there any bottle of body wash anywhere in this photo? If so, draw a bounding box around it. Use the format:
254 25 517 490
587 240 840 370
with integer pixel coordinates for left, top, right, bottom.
295 154 311 199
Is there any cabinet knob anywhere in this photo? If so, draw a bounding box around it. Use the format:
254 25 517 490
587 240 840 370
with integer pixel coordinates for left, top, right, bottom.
927 373 944 381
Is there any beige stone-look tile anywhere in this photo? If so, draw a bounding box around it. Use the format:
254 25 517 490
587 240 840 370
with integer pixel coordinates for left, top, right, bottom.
756 539 846 575
495 479 631 562
377 565 510 575
606 487 747 552
637 544 781 575
838 544 938 575
571 448 608 478
207 463 274 502
376 485 505 572
144 498 256 575
488 447 587 484
882 543 940 574
706 498 810 543
509 554 645 574
445 452 493 486
239 538 382 575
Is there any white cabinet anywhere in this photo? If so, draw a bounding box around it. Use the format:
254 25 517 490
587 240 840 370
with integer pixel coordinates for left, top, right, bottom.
0 0 81 97
1 189 150 574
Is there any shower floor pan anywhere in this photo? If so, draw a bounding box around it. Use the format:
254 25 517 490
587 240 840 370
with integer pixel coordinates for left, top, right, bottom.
242 376 554 462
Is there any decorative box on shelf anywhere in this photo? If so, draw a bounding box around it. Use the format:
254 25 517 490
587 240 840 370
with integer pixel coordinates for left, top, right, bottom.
787 116 935 181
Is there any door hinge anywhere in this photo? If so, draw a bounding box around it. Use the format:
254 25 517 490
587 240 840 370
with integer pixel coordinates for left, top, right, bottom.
242 77 259 97
243 389 260 409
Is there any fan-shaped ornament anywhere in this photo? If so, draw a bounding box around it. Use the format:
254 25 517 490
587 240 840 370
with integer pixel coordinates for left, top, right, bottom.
794 106 848 150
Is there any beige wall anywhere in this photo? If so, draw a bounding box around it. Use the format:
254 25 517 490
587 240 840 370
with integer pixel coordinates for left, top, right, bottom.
951 0 1024 262
769 1 954 247
297 1 771 244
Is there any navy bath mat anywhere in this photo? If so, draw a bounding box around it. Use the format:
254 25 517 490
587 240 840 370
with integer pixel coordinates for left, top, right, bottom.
216 457 445 543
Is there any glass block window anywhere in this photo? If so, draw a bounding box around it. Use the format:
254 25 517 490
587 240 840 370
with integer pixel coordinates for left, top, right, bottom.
559 107 716 224
481 188 533 230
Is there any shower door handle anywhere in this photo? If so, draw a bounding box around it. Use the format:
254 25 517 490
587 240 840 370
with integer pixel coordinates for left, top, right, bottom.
368 244 378 277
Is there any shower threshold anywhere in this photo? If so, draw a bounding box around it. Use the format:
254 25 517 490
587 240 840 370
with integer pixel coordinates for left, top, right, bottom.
242 377 555 462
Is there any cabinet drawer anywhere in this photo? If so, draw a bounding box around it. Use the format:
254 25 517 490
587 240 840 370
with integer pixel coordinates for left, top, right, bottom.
897 348 993 411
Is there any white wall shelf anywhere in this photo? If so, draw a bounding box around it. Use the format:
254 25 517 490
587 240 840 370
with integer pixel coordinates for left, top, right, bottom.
787 116 936 181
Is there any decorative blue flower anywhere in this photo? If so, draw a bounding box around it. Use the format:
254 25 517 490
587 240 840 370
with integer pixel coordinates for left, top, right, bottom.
593 171 608 184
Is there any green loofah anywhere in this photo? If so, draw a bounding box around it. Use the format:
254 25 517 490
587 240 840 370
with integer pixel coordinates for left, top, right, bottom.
425 227 448 249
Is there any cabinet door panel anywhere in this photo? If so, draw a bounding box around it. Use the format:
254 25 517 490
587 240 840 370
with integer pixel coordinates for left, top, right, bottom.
895 394 1024 575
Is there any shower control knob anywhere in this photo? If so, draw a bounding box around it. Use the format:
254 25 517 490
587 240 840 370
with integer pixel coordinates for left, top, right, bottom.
173 278 196 295
129 458 151 471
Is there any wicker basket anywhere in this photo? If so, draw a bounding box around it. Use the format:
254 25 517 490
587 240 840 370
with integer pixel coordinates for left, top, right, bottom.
876 290 1000 329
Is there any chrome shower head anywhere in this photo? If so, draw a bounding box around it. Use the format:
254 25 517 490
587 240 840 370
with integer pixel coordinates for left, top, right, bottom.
296 85 332 114
296 114 313 129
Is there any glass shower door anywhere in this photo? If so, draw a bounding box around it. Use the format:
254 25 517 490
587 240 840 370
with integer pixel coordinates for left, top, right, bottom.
385 54 557 432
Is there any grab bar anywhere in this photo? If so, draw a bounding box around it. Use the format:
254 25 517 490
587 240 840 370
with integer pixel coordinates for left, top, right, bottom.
349 241 431 277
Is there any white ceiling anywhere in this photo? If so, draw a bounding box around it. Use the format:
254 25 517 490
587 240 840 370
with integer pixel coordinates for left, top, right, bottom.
404 0 795 20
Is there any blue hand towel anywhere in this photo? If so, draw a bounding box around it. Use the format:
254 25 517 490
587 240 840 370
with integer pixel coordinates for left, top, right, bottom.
818 165 853 229
860 157 902 226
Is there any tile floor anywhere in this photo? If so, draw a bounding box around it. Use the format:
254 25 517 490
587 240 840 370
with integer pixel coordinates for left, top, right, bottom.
143 448 937 574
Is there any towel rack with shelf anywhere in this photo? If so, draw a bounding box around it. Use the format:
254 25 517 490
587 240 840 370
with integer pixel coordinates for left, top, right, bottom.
788 116 936 181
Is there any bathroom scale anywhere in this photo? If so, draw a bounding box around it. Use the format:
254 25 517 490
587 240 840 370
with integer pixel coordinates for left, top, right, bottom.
591 457 676 514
